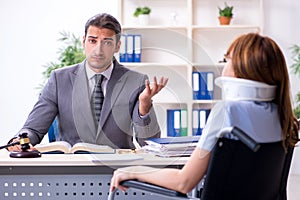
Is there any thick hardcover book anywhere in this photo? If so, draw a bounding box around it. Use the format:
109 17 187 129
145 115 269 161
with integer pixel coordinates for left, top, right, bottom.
145 136 200 145
34 141 115 154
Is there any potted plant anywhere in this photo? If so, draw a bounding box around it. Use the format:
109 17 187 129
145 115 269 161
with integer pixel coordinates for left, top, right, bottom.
290 44 300 118
134 6 151 25
218 2 234 25
39 31 85 89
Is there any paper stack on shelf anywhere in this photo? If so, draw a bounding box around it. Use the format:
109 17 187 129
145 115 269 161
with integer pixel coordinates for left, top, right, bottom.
142 136 200 157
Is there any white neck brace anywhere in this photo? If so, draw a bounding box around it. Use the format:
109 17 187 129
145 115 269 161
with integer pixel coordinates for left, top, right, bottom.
215 77 276 101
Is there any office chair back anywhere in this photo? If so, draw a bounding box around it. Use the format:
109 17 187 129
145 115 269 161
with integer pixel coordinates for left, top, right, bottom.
109 127 295 200
200 138 293 200
48 118 59 142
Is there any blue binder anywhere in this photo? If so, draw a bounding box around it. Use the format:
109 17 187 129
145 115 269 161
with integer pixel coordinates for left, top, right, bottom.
192 109 211 136
133 34 141 62
119 34 127 62
126 34 134 62
167 109 181 137
192 72 200 100
192 72 214 100
199 72 214 100
180 109 188 136
192 109 200 135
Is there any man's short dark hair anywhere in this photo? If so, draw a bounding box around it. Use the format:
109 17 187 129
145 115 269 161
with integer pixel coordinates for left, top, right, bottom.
84 13 121 42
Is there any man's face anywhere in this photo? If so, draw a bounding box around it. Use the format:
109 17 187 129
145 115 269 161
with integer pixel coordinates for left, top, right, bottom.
83 26 120 73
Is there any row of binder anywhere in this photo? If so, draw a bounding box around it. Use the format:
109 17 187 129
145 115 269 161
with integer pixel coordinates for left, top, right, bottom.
192 109 211 136
167 109 211 137
192 71 214 100
167 109 187 137
119 34 141 62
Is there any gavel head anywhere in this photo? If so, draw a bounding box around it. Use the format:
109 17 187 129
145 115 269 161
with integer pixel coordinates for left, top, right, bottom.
9 132 41 158
18 132 31 152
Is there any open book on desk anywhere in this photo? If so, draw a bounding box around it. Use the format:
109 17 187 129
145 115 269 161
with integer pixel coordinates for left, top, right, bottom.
34 141 115 154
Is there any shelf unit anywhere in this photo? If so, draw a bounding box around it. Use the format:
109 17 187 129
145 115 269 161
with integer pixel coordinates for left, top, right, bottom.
117 0 263 137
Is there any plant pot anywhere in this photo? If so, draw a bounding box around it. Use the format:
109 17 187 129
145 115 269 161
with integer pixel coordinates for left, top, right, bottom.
138 14 150 26
218 16 232 25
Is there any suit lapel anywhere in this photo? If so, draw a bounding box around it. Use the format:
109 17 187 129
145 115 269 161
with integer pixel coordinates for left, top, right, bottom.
72 61 97 142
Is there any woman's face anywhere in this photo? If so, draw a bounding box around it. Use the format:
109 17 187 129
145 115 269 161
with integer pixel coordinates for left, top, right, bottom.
222 53 235 77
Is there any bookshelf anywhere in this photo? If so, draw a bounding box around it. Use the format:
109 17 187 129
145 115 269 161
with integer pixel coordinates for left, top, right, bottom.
117 0 263 137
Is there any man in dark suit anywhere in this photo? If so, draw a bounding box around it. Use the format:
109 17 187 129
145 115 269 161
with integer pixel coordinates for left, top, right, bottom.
8 13 168 150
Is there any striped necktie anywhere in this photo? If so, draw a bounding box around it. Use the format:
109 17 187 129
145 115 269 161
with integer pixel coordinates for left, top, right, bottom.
92 74 104 122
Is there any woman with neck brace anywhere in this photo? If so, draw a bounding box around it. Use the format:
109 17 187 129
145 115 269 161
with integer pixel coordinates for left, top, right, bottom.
110 33 300 194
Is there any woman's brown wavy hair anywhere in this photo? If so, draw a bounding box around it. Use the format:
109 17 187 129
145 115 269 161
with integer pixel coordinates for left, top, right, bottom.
226 33 299 148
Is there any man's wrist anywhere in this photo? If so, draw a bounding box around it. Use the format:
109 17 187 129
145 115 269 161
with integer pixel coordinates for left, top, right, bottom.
139 102 152 116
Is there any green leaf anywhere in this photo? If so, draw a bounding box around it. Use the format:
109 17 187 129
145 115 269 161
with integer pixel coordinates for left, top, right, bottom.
218 2 233 17
40 31 85 88
290 45 300 117
293 104 300 119
134 6 151 17
290 44 300 76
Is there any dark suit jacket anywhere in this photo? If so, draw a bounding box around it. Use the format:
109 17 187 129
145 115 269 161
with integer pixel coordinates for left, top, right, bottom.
19 59 160 149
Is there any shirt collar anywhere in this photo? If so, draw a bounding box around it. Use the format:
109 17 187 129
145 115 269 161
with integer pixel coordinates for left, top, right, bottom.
85 61 114 81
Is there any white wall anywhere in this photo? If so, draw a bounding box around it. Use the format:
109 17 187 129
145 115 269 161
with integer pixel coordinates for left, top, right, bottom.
0 0 299 174
262 0 300 175
0 0 118 143
263 0 300 97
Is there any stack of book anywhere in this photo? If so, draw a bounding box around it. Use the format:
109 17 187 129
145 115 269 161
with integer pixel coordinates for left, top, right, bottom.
142 136 200 157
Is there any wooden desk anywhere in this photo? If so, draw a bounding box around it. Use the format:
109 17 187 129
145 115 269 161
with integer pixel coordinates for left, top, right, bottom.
0 150 188 200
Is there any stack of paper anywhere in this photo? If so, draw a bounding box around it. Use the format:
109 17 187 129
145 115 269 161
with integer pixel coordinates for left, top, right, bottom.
143 136 200 157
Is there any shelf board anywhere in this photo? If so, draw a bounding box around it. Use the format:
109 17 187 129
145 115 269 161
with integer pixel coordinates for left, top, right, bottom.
154 100 222 105
120 62 225 67
192 25 261 31
122 25 188 30
122 25 260 31
193 99 221 104
120 62 190 67
192 63 225 68
153 102 188 106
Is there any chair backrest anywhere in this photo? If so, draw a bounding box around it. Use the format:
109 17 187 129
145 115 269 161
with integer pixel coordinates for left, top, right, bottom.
48 117 59 142
109 126 297 200
201 138 293 200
